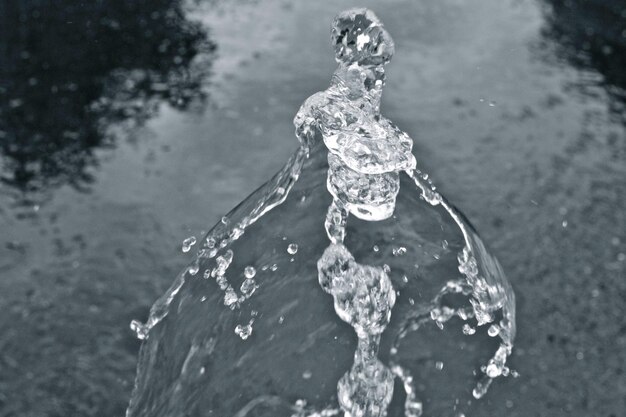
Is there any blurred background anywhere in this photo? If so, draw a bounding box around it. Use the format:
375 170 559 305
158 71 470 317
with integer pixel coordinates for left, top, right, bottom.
0 0 624 416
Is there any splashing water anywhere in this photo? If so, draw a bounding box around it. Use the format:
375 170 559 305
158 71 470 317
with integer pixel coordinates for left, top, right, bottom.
127 8 515 417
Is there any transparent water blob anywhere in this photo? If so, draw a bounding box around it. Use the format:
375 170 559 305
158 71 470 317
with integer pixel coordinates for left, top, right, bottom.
127 8 516 417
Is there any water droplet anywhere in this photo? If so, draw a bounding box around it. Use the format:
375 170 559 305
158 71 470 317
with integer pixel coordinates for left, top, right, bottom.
187 262 199 276
221 216 229 225
392 246 406 256
287 243 298 255
485 363 501 377
240 278 258 297
182 236 196 253
487 324 500 337
235 323 253 340
216 276 228 290
463 324 476 335
435 361 444 370
224 288 238 307
130 320 149 340
244 266 256 279
372 245 379 252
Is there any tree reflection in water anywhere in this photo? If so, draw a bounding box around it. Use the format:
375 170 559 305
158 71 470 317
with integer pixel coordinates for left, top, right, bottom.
541 0 626 123
0 0 214 196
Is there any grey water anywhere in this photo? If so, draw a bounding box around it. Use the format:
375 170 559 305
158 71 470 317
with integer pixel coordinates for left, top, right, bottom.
0 0 624 416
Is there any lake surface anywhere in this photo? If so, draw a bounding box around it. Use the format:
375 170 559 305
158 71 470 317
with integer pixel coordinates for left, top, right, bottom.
0 0 624 416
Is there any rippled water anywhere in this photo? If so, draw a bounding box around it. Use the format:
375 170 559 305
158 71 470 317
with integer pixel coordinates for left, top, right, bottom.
0 0 624 416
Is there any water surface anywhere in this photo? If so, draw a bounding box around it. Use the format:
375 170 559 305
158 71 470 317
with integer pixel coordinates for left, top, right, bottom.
0 0 624 416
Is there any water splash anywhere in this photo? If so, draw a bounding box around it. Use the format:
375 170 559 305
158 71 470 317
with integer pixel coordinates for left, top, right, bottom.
127 8 515 417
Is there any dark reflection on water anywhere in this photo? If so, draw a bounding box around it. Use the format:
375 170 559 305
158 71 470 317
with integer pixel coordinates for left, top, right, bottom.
541 0 626 121
0 0 214 196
